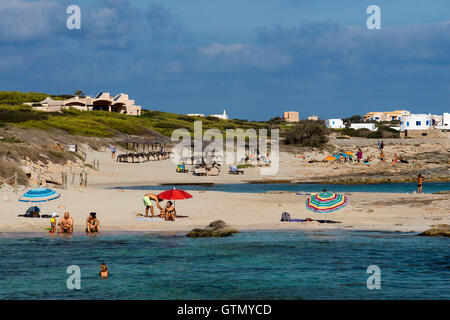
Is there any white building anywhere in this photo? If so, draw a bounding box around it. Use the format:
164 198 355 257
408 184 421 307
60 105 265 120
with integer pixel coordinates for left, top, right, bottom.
436 113 449 129
325 119 345 129
350 123 377 131
399 114 432 130
187 113 205 117
210 110 228 120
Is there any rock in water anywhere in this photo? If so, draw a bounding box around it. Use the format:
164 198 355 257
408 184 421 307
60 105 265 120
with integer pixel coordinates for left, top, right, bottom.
187 220 239 237
419 224 450 237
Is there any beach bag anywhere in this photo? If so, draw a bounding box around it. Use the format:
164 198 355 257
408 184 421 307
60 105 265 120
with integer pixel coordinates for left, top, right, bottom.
25 206 40 217
281 212 291 222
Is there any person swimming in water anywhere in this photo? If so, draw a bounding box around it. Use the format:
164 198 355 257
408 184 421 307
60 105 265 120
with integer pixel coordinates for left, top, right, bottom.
100 263 109 278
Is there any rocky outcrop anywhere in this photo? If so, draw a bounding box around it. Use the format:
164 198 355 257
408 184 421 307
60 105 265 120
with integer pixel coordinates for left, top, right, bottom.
419 224 450 237
433 190 450 195
187 220 239 237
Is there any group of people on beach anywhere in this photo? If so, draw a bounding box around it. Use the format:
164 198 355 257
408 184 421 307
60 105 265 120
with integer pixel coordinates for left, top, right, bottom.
48 192 176 236
142 193 176 221
49 211 100 235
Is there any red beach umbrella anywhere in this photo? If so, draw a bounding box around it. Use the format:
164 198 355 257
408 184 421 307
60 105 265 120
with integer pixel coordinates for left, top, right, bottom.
158 188 192 212
158 188 193 200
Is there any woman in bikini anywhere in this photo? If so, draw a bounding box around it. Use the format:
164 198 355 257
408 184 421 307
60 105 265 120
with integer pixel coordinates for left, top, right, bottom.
163 201 176 221
86 212 100 233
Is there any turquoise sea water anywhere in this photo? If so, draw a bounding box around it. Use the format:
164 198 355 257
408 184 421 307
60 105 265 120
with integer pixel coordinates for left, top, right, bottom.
0 231 448 300
117 182 450 194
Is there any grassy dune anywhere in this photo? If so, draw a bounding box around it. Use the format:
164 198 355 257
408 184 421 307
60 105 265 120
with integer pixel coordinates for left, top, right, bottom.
0 104 273 138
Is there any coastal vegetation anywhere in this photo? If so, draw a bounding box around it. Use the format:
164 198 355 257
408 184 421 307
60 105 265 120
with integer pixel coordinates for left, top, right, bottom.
0 91 72 105
284 120 329 147
0 104 273 138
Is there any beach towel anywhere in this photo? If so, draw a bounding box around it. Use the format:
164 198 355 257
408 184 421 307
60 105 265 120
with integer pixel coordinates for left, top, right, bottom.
18 214 57 218
136 217 164 221
286 219 341 224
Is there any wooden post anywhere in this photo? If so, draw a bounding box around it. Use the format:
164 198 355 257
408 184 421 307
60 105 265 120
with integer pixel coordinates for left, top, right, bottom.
14 172 18 193
96 159 100 171
64 172 68 189
84 172 88 187
80 173 83 186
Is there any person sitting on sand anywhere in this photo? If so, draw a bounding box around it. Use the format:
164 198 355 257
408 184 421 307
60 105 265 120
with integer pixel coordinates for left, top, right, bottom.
100 263 109 278
417 174 425 194
86 212 100 234
142 193 164 218
58 212 74 234
163 201 176 221
379 151 385 162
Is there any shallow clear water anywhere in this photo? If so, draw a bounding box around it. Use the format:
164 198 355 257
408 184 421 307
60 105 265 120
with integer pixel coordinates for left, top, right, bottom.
117 182 450 194
0 231 448 300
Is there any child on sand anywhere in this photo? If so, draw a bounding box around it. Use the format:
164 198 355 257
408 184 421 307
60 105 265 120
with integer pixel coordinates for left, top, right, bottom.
49 213 57 234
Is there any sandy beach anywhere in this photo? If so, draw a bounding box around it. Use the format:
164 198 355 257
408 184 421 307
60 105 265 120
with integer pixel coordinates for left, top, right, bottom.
0 148 448 234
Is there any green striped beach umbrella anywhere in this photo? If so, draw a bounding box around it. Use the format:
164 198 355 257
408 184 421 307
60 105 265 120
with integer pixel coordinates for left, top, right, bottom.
306 192 348 222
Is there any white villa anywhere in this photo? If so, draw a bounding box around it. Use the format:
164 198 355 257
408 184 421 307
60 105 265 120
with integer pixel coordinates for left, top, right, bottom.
187 110 228 120
25 92 142 116
325 119 345 129
399 114 433 130
350 123 377 131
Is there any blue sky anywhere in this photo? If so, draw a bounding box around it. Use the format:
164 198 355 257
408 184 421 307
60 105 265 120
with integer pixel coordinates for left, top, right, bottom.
0 0 449 120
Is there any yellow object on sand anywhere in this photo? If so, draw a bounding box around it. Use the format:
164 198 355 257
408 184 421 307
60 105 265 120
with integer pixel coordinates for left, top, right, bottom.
345 151 354 155
325 156 336 161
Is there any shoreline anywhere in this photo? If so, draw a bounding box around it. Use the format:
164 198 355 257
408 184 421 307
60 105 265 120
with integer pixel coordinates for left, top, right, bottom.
90 177 450 188
0 228 421 239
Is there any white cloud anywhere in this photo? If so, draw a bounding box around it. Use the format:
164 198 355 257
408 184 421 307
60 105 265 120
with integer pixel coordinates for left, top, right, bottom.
0 0 64 42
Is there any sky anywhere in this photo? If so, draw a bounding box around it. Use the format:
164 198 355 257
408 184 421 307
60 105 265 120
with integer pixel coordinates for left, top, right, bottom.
0 0 449 120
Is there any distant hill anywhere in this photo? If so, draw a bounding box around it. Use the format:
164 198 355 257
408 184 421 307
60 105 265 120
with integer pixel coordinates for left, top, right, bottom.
0 91 274 138
0 91 73 105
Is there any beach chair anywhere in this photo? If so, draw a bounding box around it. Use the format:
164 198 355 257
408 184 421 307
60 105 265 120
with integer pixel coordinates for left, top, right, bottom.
206 163 221 176
228 165 244 175
193 166 207 176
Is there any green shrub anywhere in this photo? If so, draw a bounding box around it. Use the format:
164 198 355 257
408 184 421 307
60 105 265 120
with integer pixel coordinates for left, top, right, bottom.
284 120 328 147
366 131 382 139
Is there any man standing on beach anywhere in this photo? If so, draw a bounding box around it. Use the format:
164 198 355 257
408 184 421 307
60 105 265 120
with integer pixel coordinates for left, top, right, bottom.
417 174 425 194
142 193 164 218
